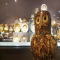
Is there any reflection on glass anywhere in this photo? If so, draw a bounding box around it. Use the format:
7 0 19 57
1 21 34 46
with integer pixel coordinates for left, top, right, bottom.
57 17 59 18
15 0 17 2
58 11 60 13
6 3 8 5
53 14 56 16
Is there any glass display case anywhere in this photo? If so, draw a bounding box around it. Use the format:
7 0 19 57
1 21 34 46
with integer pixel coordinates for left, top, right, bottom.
0 17 35 46
0 0 60 47
0 0 60 60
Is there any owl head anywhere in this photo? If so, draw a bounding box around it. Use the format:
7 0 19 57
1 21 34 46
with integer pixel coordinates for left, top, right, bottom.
35 4 51 34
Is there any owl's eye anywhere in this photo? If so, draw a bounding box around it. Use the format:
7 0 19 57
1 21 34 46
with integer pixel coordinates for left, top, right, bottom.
44 16 46 20
43 14 48 23
37 19 39 22
36 17 40 24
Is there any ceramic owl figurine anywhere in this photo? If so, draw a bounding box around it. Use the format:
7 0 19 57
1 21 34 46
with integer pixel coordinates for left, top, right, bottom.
31 4 57 60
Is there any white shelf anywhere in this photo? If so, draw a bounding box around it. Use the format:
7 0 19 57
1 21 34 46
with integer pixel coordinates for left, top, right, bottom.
57 41 60 46
0 42 30 46
0 41 60 46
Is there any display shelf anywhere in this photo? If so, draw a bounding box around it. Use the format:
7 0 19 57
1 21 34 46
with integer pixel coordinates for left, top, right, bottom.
0 41 60 46
0 42 30 46
57 40 60 46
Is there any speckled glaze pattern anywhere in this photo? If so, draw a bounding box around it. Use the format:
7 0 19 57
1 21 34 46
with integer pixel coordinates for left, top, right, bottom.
31 9 57 60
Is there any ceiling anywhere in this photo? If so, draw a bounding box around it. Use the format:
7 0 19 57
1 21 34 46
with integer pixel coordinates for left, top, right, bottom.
0 0 60 23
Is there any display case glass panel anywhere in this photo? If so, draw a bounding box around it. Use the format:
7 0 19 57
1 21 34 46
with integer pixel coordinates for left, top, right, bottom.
0 0 60 46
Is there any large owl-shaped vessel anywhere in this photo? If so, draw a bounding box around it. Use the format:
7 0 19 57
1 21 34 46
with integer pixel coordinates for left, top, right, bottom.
31 4 57 60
